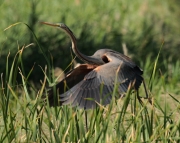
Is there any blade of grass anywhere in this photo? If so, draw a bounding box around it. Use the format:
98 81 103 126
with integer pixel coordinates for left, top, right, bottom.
148 41 164 91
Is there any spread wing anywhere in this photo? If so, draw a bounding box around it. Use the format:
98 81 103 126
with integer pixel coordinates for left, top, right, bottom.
47 52 143 109
47 64 97 106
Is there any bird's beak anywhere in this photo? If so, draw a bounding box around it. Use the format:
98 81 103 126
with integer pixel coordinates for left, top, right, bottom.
40 21 59 27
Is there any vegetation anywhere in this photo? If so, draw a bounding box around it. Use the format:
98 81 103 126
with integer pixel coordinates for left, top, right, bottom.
0 0 180 142
1 0 180 82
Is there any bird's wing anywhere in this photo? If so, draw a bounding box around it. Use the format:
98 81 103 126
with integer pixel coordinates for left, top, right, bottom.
47 64 97 106
57 52 143 109
103 51 143 86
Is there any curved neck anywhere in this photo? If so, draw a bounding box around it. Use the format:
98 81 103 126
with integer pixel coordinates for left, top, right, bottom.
62 28 103 65
41 22 104 65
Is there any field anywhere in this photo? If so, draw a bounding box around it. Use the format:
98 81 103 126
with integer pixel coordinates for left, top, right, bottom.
0 0 180 142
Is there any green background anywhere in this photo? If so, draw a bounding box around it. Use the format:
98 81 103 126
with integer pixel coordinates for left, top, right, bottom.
1 0 180 83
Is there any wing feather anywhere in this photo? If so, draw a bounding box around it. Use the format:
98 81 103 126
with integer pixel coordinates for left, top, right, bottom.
47 51 143 109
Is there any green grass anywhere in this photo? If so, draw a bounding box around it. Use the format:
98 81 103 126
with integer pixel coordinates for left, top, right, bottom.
1 1 180 142
1 0 180 83
0 35 180 142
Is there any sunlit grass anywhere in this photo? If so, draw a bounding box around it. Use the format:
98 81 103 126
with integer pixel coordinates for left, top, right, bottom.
0 3 180 141
1 0 180 82
0 41 180 142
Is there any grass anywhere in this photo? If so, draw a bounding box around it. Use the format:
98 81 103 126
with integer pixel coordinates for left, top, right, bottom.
0 1 180 141
1 0 180 83
0 30 180 142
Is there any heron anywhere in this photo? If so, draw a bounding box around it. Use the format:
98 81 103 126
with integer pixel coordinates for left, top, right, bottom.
41 22 147 110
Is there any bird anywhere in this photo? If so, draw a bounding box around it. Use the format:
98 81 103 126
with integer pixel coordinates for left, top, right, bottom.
41 22 144 110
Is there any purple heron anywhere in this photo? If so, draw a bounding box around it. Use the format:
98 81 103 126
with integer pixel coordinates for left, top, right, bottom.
41 22 145 109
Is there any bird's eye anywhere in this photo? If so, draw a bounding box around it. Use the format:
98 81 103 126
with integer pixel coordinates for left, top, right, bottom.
102 55 109 63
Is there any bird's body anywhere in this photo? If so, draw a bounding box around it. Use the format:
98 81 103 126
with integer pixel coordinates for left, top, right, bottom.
41 22 143 109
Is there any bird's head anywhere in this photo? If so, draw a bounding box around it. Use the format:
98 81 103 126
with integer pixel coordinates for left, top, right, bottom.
40 22 74 36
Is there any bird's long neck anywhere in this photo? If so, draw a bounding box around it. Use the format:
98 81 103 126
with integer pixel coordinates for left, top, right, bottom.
64 28 103 65
67 30 88 63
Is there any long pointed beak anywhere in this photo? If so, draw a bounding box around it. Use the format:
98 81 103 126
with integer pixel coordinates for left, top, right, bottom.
40 21 59 27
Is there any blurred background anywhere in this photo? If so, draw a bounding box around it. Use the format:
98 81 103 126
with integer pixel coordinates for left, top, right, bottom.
0 0 180 84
